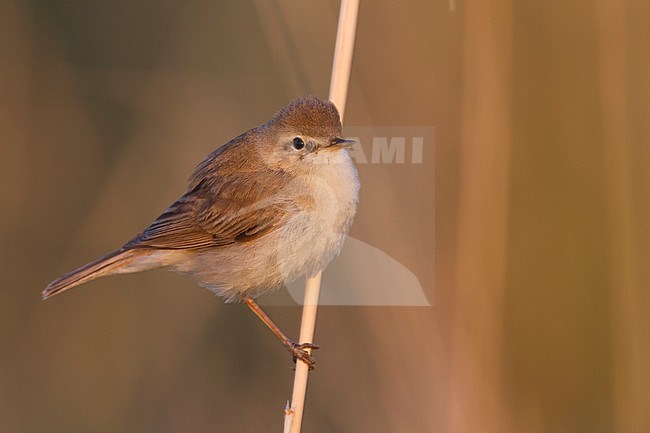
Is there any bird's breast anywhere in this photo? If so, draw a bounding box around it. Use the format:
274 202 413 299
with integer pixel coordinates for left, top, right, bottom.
182 150 359 301
274 150 360 281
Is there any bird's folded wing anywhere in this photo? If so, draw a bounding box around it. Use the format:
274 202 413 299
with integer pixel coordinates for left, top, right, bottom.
124 172 294 250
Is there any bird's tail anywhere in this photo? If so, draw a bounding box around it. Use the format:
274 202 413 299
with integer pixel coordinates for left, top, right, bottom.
43 248 143 300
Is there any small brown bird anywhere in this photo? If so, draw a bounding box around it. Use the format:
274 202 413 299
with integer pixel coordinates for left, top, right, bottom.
43 97 360 368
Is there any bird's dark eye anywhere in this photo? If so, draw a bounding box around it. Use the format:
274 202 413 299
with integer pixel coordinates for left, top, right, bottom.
292 137 305 150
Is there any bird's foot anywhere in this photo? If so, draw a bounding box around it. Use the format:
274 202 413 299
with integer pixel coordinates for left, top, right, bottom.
289 341 319 370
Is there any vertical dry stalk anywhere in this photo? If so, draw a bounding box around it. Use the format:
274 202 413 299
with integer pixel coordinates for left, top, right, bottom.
449 0 513 432
284 1 359 432
597 0 650 431
328 0 359 115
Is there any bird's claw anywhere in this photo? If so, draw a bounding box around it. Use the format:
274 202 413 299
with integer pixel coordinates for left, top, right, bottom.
289 341 319 370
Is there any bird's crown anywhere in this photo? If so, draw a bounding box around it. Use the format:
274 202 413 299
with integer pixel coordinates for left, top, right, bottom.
268 97 342 139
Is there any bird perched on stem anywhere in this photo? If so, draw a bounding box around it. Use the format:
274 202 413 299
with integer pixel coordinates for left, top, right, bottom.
43 97 360 369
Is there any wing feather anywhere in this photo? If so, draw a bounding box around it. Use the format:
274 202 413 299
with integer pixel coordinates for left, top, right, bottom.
125 163 295 250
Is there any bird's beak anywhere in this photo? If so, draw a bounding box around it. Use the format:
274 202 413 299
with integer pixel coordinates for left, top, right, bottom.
328 137 355 148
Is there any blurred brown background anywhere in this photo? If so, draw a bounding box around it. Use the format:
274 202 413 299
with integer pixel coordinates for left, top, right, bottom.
1 0 649 432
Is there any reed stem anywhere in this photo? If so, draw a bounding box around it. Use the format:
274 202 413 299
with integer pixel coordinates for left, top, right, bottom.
284 1 359 432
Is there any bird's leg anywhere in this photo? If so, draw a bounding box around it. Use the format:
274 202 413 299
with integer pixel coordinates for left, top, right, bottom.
243 297 319 369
